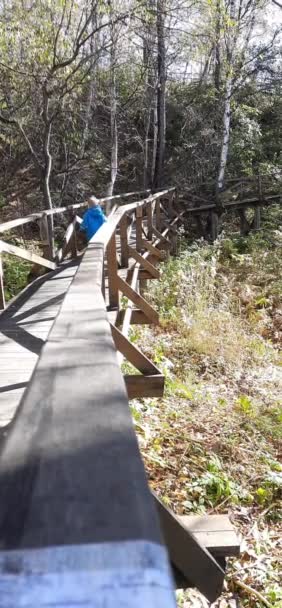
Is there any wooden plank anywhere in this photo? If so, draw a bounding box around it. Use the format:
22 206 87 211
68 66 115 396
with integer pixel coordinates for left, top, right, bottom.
0 239 56 271
0 253 5 310
40 214 54 261
55 220 76 263
142 239 166 260
0 214 41 233
119 215 129 268
125 374 164 399
153 493 225 603
111 325 160 375
253 206 261 230
117 276 159 324
155 199 162 230
211 211 219 241
151 227 170 246
106 233 119 310
180 515 240 557
146 201 153 240
119 266 139 341
135 206 143 252
116 309 151 326
128 246 160 279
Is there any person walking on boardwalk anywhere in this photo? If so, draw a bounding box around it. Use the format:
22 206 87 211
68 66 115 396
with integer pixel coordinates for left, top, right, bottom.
80 196 106 241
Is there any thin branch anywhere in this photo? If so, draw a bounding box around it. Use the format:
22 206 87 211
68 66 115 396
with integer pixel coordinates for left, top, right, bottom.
272 0 282 7
232 578 272 608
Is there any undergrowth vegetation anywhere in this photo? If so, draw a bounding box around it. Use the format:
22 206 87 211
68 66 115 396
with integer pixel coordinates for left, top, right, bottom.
131 211 282 607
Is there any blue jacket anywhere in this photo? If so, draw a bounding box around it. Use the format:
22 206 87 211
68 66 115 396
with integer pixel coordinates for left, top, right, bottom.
81 206 106 241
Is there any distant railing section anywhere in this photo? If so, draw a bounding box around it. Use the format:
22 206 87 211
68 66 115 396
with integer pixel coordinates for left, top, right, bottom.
0 189 151 310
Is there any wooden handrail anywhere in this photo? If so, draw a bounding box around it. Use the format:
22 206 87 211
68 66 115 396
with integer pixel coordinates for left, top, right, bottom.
0 189 152 234
0 188 175 311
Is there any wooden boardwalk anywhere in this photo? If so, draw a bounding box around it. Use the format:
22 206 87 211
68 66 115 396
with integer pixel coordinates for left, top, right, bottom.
0 188 240 607
0 261 79 429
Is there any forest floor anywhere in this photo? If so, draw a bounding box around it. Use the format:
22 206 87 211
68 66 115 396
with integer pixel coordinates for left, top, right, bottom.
128 205 282 608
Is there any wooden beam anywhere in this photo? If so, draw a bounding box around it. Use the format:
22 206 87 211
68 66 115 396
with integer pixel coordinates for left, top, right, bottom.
128 246 160 279
135 206 143 252
238 209 250 236
210 211 219 242
40 213 54 261
106 233 119 310
117 276 159 324
111 325 160 375
116 309 151 326
55 219 76 264
119 215 129 268
155 199 162 231
151 227 170 246
0 253 5 310
142 239 166 260
0 214 41 233
139 270 159 280
0 239 56 271
180 515 240 557
146 202 153 240
125 374 164 399
153 492 225 603
253 206 261 230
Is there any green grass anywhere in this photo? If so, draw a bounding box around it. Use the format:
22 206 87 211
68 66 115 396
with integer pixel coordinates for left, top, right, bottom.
3 254 31 302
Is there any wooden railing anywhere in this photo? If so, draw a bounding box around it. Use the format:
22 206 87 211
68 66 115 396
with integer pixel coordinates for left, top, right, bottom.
182 175 281 241
0 189 150 310
0 186 227 606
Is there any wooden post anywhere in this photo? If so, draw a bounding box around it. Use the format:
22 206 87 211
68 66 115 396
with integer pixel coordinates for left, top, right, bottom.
69 210 78 259
120 215 129 268
146 202 153 241
238 209 249 236
210 212 219 242
136 206 143 253
107 233 119 310
0 253 5 310
40 213 55 260
168 191 174 217
254 206 261 231
70 229 78 258
258 174 263 202
155 199 162 231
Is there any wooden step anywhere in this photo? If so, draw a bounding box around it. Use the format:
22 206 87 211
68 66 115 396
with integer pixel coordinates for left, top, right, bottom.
173 514 240 590
181 514 241 557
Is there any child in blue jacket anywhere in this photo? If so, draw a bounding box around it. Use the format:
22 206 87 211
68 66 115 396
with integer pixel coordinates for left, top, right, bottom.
81 196 106 241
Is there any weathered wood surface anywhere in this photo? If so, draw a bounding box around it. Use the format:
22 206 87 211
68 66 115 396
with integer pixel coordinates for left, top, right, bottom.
0 261 79 429
181 515 241 557
153 493 225 603
0 189 153 234
185 193 281 214
0 239 56 271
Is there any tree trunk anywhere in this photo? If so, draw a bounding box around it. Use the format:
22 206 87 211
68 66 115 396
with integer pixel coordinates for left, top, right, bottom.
143 0 156 189
153 0 166 190
80 10 98 158
42 87 53 211
216 74 232 193
214 0 221 92
216 0 236 205
107 0 118 198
